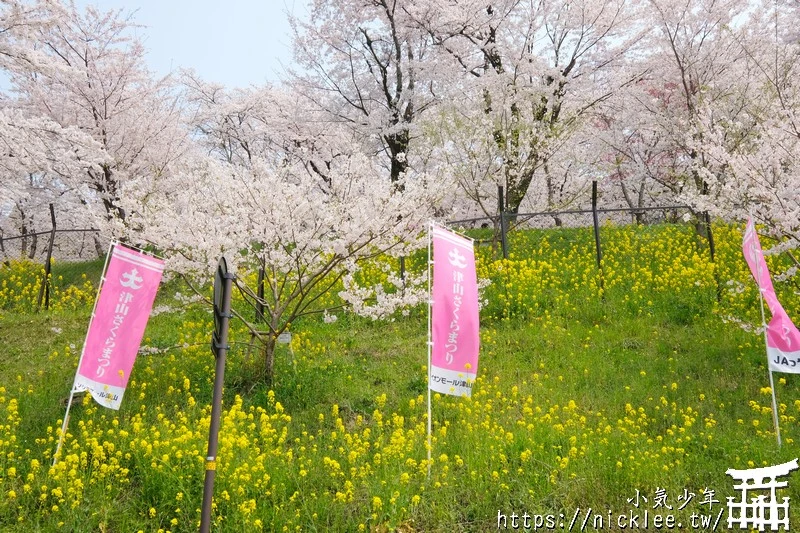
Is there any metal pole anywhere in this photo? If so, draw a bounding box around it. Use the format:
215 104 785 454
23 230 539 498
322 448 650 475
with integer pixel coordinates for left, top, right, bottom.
53 240 116 466
750 221 782 447
37 204 57 311
200 269 234 533
592 181 605 295
498 185 508 259
758 281 782 447
427 222 433 479
497 185 504 227
705 211 722 302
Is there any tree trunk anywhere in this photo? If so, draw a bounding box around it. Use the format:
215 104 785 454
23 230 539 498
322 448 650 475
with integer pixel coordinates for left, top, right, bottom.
619 180 644 225
385 128 409 187
94 234 105 257
28 233 38 260
94 164 127 223
262 334 277 385
636 179 647 225
694 218 709 239
544 169 562 227
20 222 28 259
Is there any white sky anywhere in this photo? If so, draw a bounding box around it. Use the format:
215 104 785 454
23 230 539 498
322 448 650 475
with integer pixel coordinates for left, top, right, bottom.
77 0 308 87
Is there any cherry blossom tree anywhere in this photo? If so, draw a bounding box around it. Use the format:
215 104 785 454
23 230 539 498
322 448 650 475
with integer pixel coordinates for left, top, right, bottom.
129 83 442 383
289 0 437 185
688 0 800 269
1 0 188 233
408 0 647 220
610 0 753 228
0 110 103 250
0 1 105 242
590 80 689 223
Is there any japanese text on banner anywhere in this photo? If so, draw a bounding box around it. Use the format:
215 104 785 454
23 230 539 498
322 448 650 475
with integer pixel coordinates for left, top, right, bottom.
431 225 480 397
74 244 164 409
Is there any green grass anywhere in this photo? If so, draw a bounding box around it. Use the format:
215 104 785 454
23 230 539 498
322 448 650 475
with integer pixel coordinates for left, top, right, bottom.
1 223 799 531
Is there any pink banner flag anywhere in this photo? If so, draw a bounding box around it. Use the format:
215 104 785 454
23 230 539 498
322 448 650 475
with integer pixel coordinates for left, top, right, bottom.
431 225 480 396
742 219 800 373
74 244 164 409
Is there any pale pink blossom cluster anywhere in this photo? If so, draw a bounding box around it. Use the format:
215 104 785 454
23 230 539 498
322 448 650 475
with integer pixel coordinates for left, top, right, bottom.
2 1 800 376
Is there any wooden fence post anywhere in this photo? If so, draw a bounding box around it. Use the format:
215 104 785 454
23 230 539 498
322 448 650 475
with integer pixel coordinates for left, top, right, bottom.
37 204 57 311
591 181 605 296
498 185 508 260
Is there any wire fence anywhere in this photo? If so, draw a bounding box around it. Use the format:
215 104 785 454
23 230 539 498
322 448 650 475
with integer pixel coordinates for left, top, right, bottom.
443 182 720 302
2 190 717 311
0 204 105 310
446 182 711 263
0 228 103 264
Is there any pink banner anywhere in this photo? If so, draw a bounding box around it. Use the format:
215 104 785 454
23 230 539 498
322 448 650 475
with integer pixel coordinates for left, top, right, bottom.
743 218 779 311
742 219 800 373
74 244 164 408
431 225 480 396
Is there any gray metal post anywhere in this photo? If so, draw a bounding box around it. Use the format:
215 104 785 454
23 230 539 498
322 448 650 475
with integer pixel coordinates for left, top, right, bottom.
37 204 57 311
704 210 721 301
498 185 508 259
200 262 234 533
591 181 605 294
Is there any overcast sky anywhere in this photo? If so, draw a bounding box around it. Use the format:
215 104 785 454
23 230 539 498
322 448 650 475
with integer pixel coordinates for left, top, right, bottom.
76 0 308 88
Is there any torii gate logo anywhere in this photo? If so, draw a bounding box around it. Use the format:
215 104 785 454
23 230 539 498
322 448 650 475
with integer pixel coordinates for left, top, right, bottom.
726 458 798 531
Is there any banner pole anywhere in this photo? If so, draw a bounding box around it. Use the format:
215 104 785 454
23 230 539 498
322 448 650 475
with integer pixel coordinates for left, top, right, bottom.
757 283 782 448
53 240 116 466
751 219 782 448
427 221 433 479
53 391 75 467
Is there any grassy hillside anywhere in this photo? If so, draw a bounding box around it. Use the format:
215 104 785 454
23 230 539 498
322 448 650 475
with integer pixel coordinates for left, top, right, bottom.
1 222 799 531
